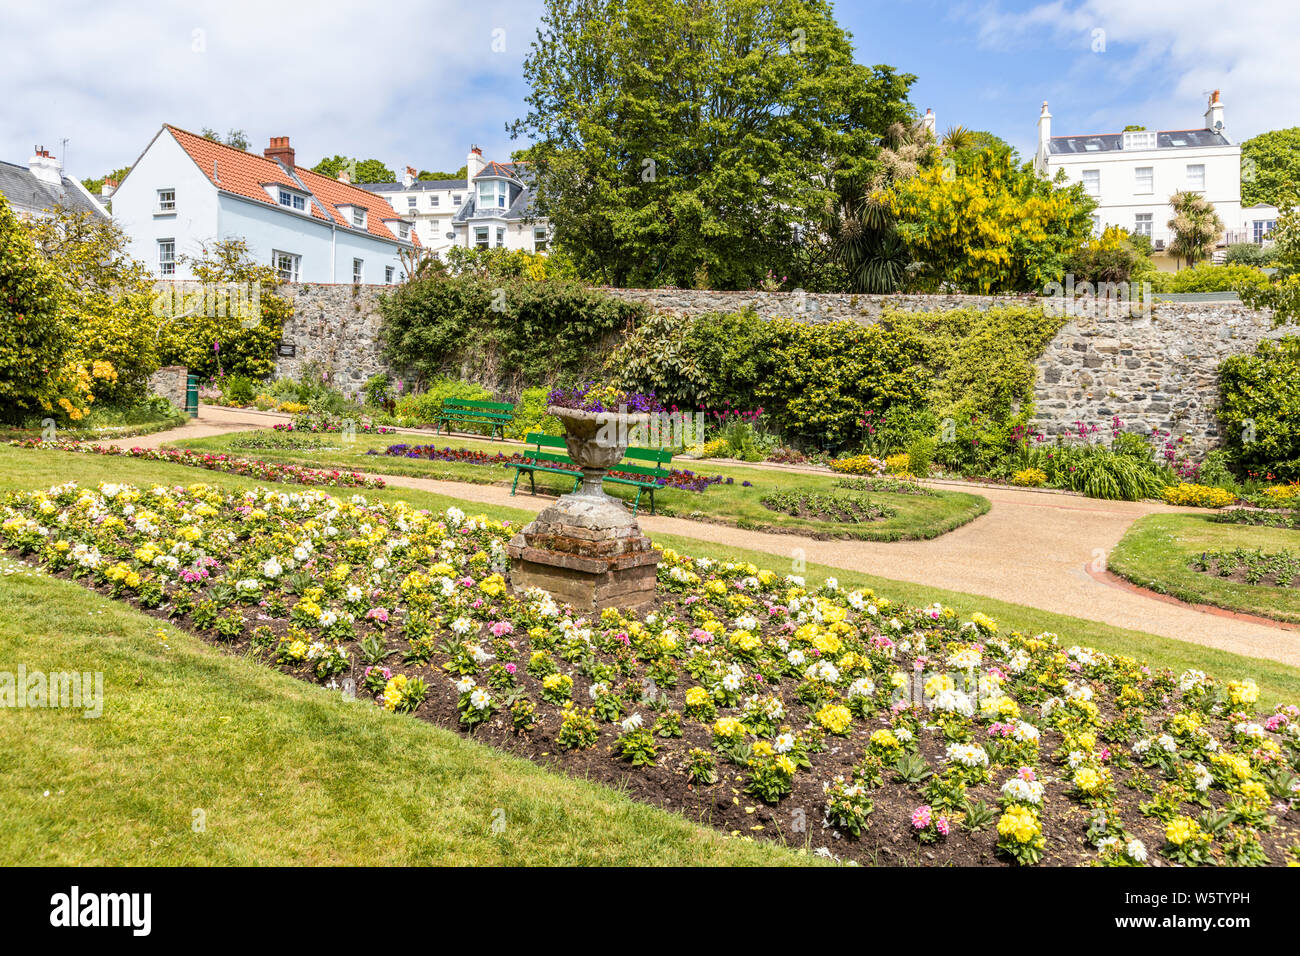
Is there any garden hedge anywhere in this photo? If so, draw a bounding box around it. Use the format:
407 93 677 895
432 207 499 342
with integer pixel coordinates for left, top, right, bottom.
1218 337 1300 479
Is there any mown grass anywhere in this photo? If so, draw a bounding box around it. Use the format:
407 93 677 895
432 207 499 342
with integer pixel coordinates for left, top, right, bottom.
174 430 990 541
1110 513 1300 626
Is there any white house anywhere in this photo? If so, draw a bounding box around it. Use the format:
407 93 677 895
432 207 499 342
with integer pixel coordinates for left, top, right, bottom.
361 146 550 257
1034 92 1278 268
0 146 109 221
113 125 419 284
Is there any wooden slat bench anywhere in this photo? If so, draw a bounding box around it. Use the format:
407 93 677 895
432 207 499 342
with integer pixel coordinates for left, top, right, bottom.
436 398 514 440
605 447 673 515
510 434 674 516
510 434 582 496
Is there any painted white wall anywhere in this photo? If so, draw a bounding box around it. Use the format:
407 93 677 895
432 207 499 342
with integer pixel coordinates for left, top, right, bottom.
1044 145 1244 251
113 130 221 280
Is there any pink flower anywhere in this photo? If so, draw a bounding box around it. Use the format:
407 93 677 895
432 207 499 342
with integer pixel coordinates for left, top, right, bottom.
490 621 514 637
911 805 932 830
504 663 516 675
936 817 950 836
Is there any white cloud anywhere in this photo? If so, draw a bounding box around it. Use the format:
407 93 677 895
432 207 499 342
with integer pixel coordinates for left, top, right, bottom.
966 0 1299 141
0 0 540 179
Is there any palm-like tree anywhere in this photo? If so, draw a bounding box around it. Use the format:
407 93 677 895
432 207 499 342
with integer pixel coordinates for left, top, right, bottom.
940 125 974 153
1167 190 1224 268
830 119 935 292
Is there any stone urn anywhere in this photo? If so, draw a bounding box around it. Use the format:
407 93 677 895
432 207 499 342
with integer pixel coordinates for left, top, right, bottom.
507 404 662 610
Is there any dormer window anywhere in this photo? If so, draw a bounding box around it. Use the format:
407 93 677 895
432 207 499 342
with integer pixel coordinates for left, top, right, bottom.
398 222 410 240
351 208 367 228
1122 130 1157 151
477 180 508 210
278 189 306 211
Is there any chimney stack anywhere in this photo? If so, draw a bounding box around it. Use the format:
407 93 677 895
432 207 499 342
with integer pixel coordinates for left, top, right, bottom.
28 146 63 186
264 135 296 169
337 169 351 184
921 108 935 139
466 145 484 180
403 165 416 188
102 177 118 198
1037 101 1052 150
1204 89 1225 133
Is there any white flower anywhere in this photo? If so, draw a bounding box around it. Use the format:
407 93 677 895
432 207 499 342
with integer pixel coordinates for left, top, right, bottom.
620 713 643 733
1001 777 1044 804
470 688 491 710
1126 839 1148 862
847 677 875 698
346 585 363 602
929 688 975 717
589 681 609 700
945 743 989 768
721 672 743 692
454 676 476 694
261 557 283 579
450 617 475 635
774 732 795 753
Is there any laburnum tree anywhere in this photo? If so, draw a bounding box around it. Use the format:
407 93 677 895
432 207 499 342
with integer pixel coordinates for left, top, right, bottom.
889 146 1095 293
510 0 916 289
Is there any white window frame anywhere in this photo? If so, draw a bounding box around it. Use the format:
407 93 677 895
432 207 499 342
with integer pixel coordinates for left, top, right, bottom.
1186 164 1206 191
1081 169 1100 197
351 208 367 229
474 226 489 249
352 258 364 284
385 266 395 284
272 250 300 282
1134 212 1153 237
495 226 505 247
1122 130 1157 151
407 196 417 209
430 194 440 206
1134 167 1153 194
158 238 176 276
533 226 549 252
398 222 410 241
453 193 463 206
156 188 176 213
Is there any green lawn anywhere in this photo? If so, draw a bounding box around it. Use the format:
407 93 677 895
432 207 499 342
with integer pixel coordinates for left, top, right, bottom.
173 430 990 541
1110 512 1300 626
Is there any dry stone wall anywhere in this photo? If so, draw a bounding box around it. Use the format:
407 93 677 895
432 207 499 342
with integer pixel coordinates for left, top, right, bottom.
272 283 1282 451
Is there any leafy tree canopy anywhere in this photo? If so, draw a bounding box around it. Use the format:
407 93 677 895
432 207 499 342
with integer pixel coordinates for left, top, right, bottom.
1240 127 1300 207
509 0 916 290
81 165 132 195
311 156 396 183
202 127 251 150
418 166 468 181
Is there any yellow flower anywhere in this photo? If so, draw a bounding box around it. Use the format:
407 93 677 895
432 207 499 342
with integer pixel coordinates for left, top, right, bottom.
997 806 1041 845
685 687 709 708
1227 680 1259 706
713 717 745 739
816 703 853 736
1165 816 1199 846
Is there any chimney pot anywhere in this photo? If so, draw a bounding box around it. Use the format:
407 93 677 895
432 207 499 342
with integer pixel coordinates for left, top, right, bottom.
264 135 296 169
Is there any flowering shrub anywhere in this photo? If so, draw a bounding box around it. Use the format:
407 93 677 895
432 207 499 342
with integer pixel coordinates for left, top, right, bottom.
546 383 665 413
1161 483 1235 509
9 440 385 488
829 454 886 476
2 481 1297 866
1011 468 1047 488
278 414 396 434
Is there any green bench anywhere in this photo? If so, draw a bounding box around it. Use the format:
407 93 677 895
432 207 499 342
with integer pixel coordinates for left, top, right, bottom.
509 434 673 515
435 398 514 440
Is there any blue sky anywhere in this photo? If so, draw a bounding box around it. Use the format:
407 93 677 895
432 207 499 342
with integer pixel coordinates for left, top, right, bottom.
0 0 1292 181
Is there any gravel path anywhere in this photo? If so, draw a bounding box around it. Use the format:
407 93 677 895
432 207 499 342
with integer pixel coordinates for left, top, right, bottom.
104 406 1298 666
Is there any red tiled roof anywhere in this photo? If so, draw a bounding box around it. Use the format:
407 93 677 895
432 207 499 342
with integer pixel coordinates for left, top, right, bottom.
474 160 519 180
164 125 418 246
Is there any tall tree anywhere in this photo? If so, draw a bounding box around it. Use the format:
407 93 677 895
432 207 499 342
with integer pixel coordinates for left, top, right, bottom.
1240 127 1300 208
418 166 468 181
509 0 915 289
1166 190 1224 268
201 127 251 150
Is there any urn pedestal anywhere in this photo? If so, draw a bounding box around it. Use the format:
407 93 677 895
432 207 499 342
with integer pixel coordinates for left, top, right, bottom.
507 406 661 611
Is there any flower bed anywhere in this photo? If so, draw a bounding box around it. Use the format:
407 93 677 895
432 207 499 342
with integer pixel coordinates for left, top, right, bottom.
9 440 385 489
371 443 739 492
275 414 397 435
1191 548 1300 587
3 479 1297 866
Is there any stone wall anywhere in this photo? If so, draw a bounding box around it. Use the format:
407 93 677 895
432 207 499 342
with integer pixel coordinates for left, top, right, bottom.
147 365 189 411
273 283 390 398
272 282 1281 451
1032 300 1284 450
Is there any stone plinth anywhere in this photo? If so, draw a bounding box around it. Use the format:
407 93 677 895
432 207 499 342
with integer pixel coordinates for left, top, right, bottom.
508 489 661 611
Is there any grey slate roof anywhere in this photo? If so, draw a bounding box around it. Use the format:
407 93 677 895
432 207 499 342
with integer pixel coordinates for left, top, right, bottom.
1048 129 1231 155
0 160 108 219
361 178 467 192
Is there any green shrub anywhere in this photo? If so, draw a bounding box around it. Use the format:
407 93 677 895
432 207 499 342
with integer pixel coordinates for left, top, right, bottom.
905 435 936 478
380 276 644 389
1218 337 1300 479
221 374 256 406
1225 243 1279 268
1045 447 1172 501
1169 263 1270 294
505 386 562 441
395 377 494 424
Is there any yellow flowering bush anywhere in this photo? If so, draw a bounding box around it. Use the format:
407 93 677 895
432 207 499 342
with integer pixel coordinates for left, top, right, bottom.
1161 483 1235 508
1011 467 1048 487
